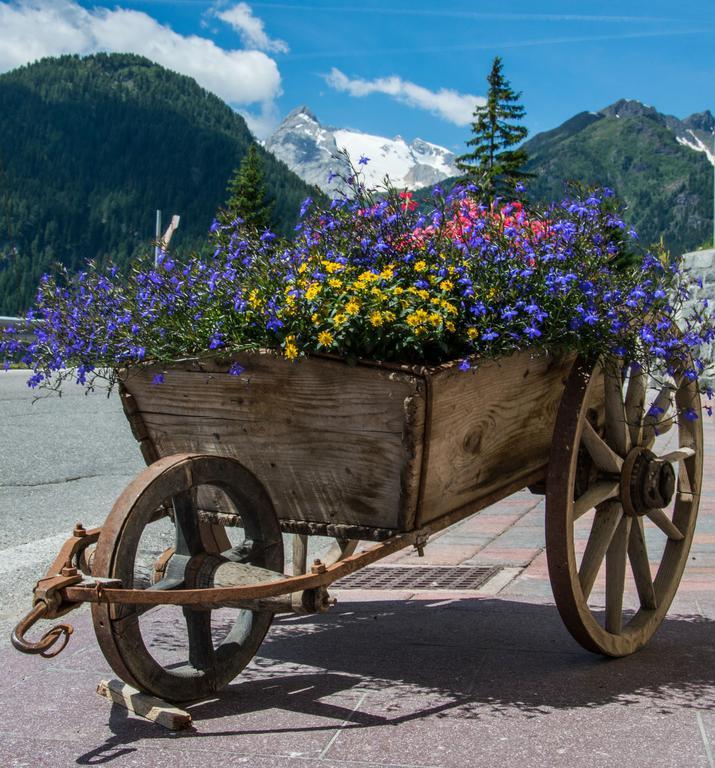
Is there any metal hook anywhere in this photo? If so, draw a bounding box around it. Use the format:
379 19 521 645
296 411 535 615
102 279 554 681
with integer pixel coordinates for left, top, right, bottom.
10 602 74 658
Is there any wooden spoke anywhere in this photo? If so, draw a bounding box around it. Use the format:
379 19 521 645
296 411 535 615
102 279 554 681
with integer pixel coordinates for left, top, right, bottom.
605 516 631 634
604 370 629 456
573 480 620 521
642 383 675 448
658 447 696 463
581 420 623 474
646 508 684 541
627 517 657 610
183 607 216 672
173 488 202 557
578 502 623 599
624 368 647 448
678 461 693 496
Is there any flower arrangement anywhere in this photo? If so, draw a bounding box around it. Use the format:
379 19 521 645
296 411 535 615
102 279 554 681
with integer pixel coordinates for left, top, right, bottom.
1 169 713 408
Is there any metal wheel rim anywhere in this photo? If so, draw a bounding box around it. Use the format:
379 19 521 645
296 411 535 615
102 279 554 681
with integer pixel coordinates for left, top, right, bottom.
92 453 283 702
546 358 703 656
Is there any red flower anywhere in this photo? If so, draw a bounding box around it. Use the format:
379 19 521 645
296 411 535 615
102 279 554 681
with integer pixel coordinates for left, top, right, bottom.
399 191 418 212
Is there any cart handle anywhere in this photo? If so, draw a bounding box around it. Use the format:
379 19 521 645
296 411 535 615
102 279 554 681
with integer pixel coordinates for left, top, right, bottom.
11 602 73 658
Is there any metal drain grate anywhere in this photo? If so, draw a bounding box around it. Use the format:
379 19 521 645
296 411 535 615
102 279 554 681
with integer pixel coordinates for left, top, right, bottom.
333 565 500 591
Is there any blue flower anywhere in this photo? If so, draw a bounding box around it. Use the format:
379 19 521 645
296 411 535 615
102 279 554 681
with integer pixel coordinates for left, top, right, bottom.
358 155 370 165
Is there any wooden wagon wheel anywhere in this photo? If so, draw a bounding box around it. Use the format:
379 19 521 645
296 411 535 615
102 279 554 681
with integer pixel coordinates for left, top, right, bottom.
92 453 283 702
546 357 703 656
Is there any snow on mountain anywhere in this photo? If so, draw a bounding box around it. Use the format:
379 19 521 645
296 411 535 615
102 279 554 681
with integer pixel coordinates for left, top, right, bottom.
265 106 459 192
676 131 715 165
602 100 715 167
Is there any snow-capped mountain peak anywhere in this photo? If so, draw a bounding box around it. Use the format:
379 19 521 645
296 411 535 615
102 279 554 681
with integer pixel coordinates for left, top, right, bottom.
265 107 459 192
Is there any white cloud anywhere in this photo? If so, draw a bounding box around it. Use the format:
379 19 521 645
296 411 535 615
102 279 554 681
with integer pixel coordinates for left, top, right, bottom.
215 2 289 53
324 68 483 126
0 0 282 109
239 101 282 139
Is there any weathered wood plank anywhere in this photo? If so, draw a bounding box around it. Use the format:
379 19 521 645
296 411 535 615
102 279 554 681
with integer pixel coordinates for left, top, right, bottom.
123 352 425 533
122 350 573 538
96 679 192 730
419 351 574 524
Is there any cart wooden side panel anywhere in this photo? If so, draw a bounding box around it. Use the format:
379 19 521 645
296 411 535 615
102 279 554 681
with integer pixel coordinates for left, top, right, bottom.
121 350 575 541
121 352 426 535
417 352 575 525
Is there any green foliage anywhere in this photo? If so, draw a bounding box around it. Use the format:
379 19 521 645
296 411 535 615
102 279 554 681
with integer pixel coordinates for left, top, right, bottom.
218 145 273 233
456 57 532 198
0 53 318 314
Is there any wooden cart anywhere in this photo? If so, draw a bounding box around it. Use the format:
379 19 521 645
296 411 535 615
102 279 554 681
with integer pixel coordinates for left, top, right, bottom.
12 349 703 703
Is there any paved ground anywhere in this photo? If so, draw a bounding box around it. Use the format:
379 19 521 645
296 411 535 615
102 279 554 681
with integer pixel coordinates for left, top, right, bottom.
0 370 713 767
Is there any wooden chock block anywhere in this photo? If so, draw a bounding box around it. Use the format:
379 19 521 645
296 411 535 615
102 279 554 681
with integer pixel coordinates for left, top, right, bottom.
97 678 192 731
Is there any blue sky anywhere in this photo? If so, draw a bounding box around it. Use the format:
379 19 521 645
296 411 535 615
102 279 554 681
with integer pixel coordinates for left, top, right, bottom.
0 1 713 149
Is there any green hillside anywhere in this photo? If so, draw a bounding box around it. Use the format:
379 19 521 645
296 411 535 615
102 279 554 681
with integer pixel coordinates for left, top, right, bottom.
522 107 713 254
0 53 318 314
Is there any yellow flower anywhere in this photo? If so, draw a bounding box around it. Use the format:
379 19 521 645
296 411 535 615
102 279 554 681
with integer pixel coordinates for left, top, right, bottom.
370 311 384 327
248 289 263 308
284 336 299 360
328 278 342 289
406 309 429 327
357 270 378 285
418 289 429 300
428 312 441 328
305 283 321 301
318 330 334 346
445 321 456 332
440 280 454 291
370 287 386 301
430 297 441 306
441 300 458 315
379 266 395 280
333 313 347 326
298 263 308 274
467 327 479 340
311 313 319 323
413 260 427 273
322 260 345 274
393 287 404 295
345 298 361 316
487 287 497 300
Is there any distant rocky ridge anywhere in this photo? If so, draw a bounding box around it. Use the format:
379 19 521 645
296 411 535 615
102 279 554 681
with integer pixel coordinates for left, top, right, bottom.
265 106 459 192
600 99 714 165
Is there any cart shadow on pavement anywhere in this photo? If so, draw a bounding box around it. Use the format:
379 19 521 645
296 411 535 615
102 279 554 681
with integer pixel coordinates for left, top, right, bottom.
75 597 715 765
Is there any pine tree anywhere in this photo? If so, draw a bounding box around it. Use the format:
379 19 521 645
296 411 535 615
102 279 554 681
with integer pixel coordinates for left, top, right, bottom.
219 144 273 233
456 57 531 199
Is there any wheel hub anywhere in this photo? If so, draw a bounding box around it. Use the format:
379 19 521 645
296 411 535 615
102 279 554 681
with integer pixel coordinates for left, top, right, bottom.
620 447 676 517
